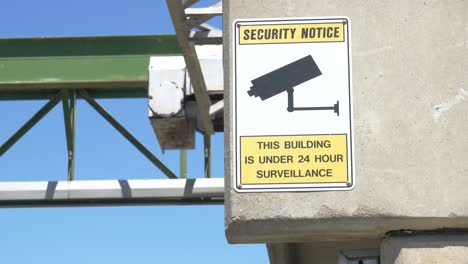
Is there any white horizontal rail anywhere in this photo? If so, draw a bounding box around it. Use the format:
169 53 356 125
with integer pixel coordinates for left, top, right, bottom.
209 99 224 116
185 3 222 16
189 30 222 44
0 178 224 207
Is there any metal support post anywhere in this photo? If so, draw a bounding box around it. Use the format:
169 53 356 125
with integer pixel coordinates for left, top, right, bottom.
180 150 187 179
62 89 76 181
204 133 211 178
69 91 76 179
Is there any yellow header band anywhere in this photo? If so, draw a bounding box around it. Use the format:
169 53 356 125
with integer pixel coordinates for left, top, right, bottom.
239 22 345 45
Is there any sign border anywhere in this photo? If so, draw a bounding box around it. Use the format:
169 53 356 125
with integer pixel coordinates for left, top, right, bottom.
232 17 354 193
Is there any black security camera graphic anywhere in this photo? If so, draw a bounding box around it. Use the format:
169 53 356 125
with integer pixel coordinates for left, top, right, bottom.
247 55 339 116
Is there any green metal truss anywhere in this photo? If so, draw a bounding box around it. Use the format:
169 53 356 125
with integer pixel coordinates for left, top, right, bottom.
0 34 214 182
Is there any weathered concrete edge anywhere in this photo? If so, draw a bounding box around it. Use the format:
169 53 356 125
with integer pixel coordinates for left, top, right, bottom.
223 0 234 234
226 217 468 244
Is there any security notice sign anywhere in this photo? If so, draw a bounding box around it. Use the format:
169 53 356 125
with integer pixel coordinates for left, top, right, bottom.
233 17 354 192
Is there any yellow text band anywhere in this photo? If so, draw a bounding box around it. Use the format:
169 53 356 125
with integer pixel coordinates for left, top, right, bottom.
239 23 345 45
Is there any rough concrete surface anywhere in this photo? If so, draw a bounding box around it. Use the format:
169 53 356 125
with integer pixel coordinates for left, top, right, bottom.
225 0 468 243
381 234 468 264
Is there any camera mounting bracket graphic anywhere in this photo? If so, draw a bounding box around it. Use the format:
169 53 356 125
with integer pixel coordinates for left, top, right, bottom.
247 55 339 116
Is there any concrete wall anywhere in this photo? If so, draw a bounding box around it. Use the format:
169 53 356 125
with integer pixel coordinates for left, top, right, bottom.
225 0 468 243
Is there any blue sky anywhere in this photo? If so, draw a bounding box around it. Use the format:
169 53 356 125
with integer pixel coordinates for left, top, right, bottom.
0 0 268 263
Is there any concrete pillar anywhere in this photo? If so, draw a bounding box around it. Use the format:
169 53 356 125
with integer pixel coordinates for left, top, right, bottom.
381 233 468 264
267 243 298 264
268 240 379 264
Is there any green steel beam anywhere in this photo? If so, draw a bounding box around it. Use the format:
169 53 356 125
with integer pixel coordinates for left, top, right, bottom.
0 35 180 57
0 35 182 100
79 89 178 179
0 91 62 156
0 89 148 101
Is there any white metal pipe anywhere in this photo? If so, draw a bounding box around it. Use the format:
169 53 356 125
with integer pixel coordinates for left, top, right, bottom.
0 178 224 207
209 99 224 116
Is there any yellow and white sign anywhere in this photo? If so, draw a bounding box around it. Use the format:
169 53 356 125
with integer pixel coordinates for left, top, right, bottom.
233 17 354 192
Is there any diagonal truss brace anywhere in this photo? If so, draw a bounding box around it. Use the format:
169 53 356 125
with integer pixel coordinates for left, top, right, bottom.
0 91 62 157
79 89 178 179
166 0 223 135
